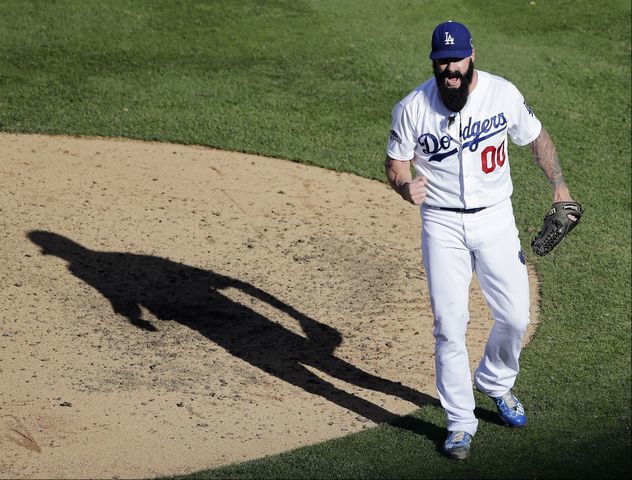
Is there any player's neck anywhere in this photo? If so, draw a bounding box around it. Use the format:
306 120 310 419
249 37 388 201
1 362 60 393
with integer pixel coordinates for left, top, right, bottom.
468 69 479 94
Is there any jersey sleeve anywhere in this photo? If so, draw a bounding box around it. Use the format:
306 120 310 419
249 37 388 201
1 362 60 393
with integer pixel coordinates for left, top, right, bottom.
506 83 542 146
386 102 417 160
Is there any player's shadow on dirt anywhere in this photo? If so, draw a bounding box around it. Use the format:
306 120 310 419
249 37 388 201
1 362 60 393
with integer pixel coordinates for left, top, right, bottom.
28 230 443 441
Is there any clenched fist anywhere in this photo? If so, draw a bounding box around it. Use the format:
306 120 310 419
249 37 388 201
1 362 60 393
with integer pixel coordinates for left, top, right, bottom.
400 176 428 205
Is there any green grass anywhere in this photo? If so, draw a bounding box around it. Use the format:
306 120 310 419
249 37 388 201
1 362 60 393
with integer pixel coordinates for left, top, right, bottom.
1 0 630 478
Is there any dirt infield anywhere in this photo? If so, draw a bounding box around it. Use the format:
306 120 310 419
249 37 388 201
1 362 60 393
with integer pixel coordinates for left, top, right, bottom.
0 133 539 479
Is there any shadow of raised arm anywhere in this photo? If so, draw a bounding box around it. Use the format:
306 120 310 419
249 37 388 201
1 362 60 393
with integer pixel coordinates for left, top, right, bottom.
226 278 342 351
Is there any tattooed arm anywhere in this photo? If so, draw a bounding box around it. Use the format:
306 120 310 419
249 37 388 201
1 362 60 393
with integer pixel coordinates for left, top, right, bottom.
529 128 575 202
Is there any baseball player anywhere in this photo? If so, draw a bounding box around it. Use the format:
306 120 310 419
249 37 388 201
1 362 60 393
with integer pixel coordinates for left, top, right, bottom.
385 21 579 460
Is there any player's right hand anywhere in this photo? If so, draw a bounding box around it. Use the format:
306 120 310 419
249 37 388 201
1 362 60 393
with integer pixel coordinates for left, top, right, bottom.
401 176 428 205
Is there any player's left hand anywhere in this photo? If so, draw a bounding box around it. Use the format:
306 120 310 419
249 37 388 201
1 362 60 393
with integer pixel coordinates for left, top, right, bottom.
552 185 579 222
531 201 583 256
553 184 574 204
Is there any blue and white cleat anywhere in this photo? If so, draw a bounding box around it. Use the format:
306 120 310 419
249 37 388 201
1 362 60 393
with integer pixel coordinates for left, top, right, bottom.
490 389 526 427
443 430 472 460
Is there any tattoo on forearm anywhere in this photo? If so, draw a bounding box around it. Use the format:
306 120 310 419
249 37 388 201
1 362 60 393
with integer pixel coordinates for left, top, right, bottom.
530 129 566 187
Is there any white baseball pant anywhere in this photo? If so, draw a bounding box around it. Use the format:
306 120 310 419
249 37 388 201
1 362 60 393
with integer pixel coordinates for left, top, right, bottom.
421 198 530 436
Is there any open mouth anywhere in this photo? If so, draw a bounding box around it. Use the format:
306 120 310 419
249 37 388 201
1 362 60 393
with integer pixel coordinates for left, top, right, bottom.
446 77 461 88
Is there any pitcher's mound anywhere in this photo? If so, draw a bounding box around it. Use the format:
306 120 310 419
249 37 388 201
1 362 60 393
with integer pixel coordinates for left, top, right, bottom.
0 133 538 479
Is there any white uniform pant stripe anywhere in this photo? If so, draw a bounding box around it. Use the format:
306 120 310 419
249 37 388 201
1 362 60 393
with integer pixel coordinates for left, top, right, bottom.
421 199 530 436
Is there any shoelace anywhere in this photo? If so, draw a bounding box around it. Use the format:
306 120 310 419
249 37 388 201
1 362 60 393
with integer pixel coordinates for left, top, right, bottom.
500 391 524 413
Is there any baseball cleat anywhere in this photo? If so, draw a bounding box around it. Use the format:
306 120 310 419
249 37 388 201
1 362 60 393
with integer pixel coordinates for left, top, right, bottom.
443 430 472 460
490 389 526 427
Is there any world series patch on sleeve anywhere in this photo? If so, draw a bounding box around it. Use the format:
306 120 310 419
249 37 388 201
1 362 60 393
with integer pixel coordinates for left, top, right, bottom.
531 201 583 256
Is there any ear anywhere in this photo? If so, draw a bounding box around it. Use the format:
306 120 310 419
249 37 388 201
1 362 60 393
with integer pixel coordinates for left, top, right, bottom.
471 48 476 62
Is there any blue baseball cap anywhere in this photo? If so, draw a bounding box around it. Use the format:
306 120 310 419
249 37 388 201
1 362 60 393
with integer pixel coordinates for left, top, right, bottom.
429 21 473 60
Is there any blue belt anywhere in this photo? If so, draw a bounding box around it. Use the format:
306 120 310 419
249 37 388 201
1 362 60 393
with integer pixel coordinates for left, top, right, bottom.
426 205 487 214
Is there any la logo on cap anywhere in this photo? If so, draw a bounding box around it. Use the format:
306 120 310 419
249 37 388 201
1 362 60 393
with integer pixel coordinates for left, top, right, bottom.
430 21 473 60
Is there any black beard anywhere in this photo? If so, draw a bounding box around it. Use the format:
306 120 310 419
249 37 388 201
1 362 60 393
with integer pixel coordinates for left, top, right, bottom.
433 61 474 112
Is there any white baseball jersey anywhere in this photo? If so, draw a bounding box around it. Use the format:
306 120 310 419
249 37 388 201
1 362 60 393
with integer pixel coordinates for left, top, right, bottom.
387 70 541 209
